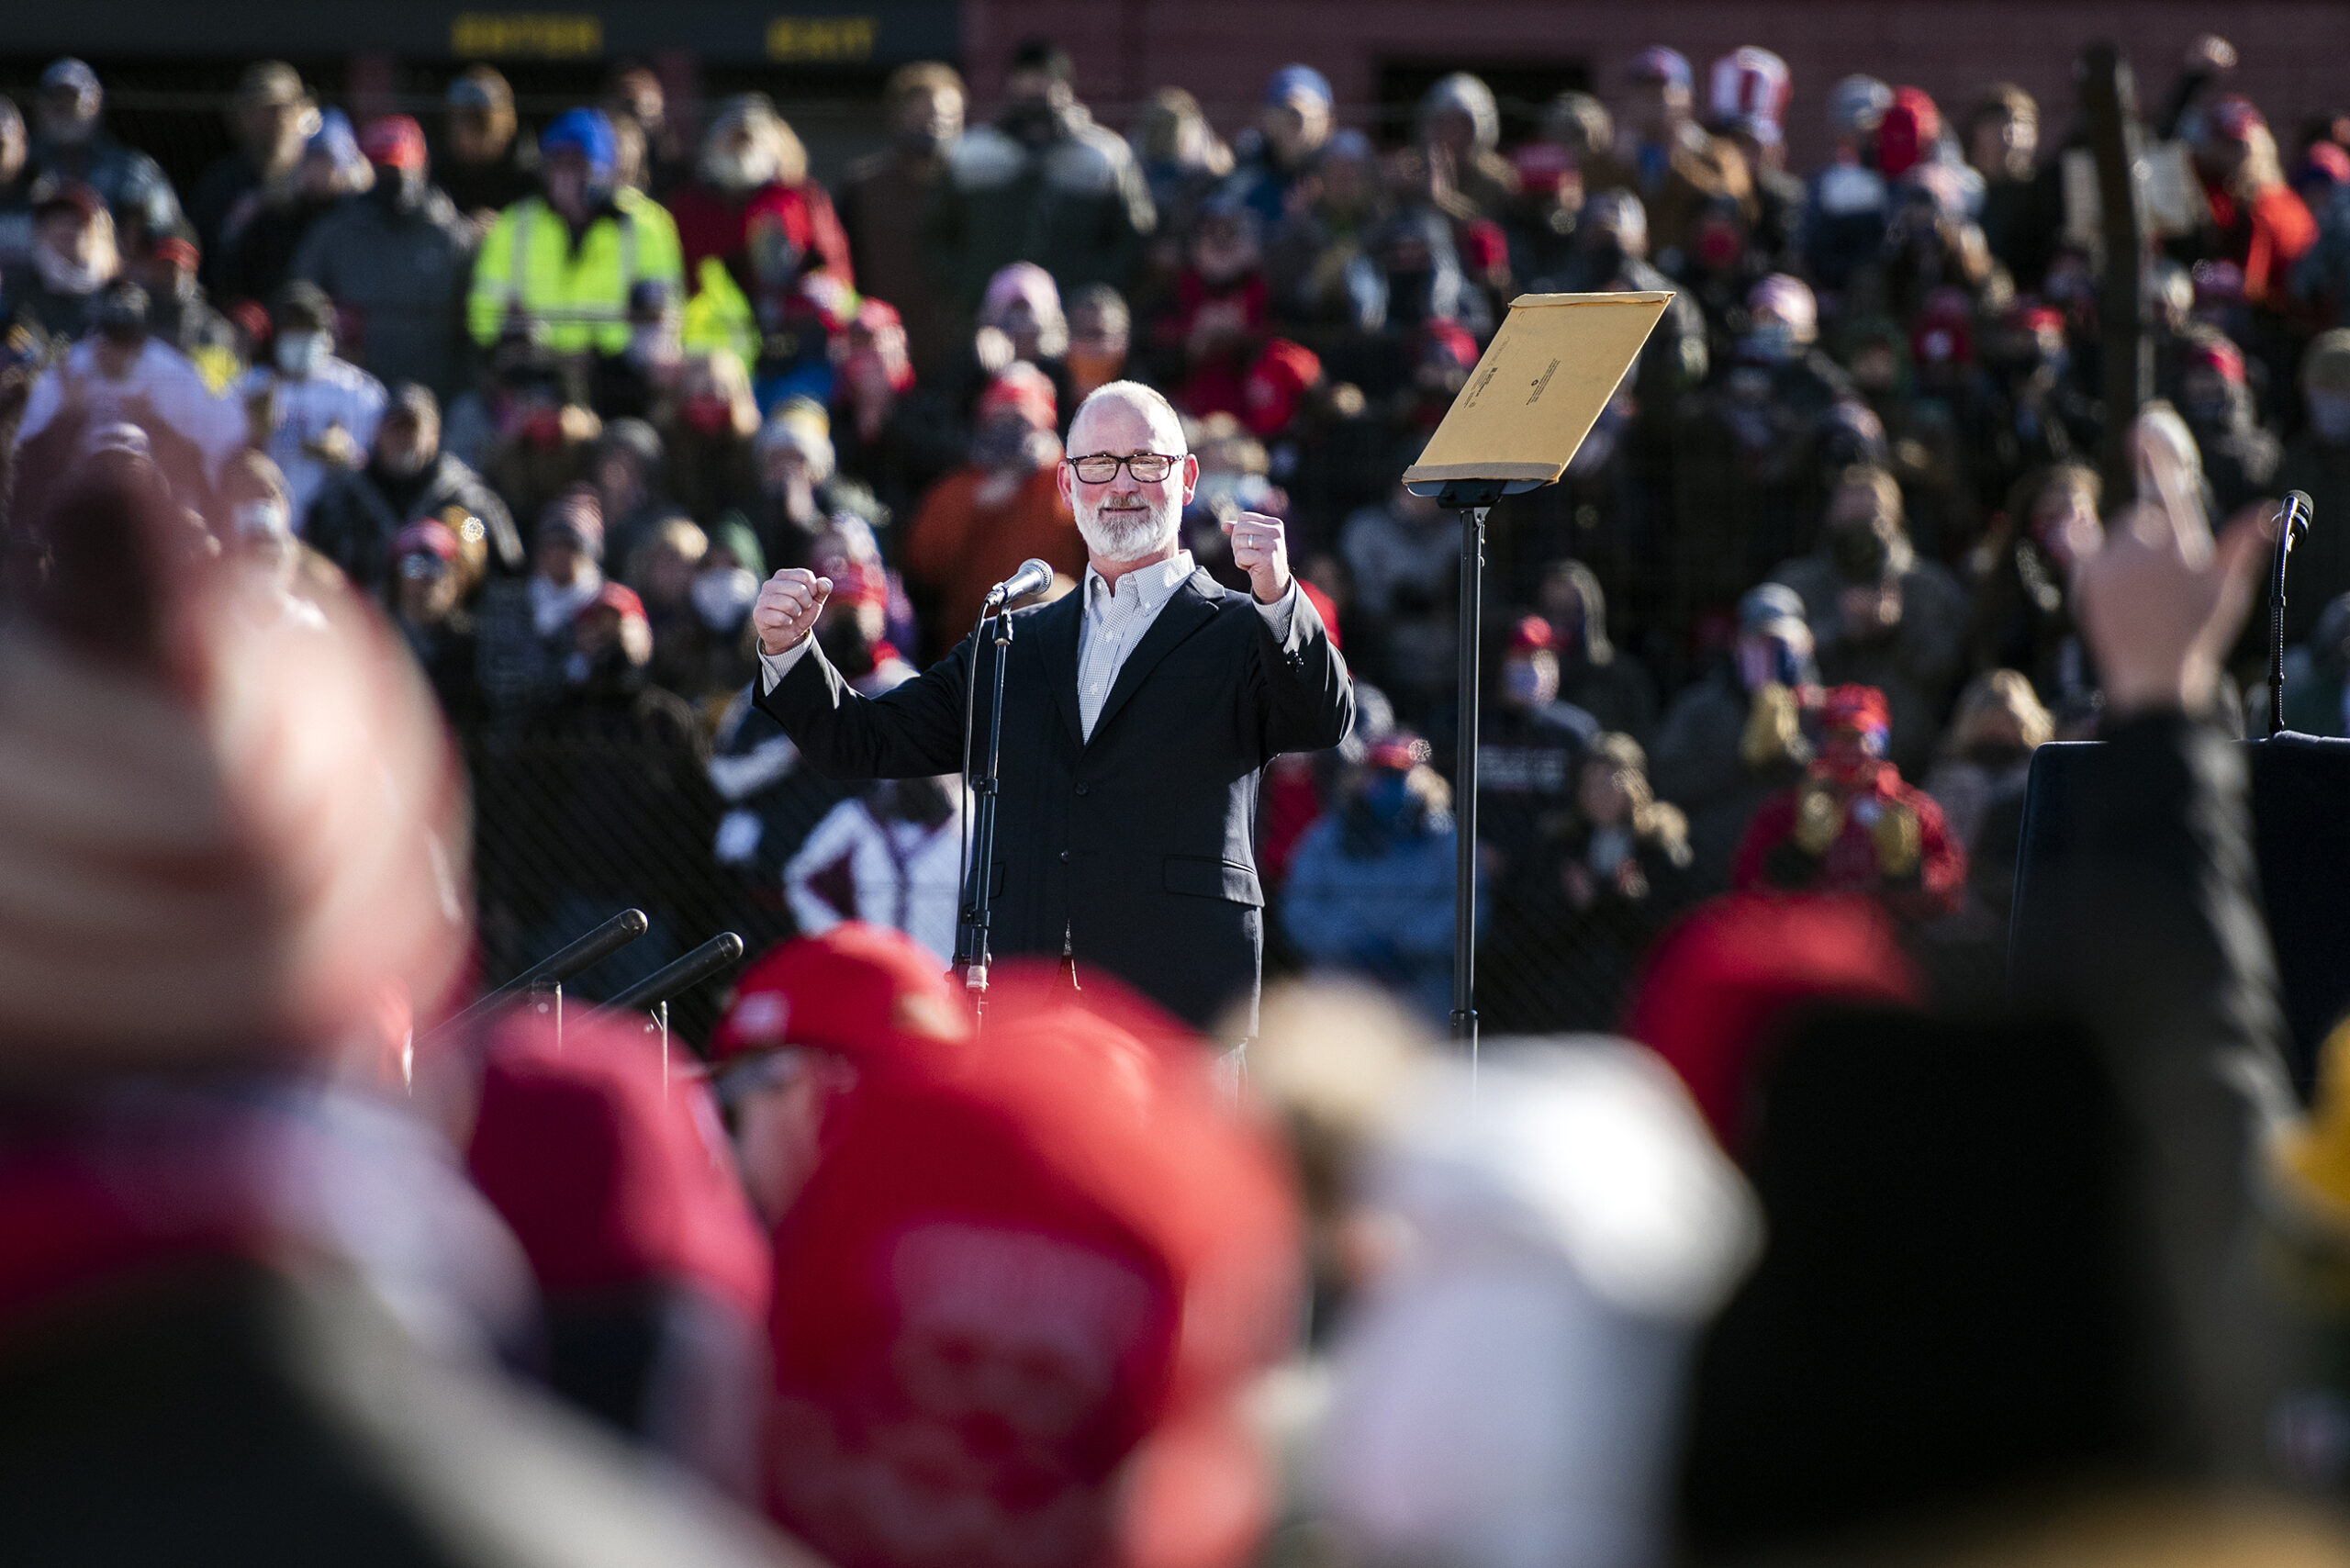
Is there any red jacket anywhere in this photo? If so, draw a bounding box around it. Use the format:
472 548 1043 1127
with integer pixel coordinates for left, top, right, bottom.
1732 757 1965 923
667 178 856 290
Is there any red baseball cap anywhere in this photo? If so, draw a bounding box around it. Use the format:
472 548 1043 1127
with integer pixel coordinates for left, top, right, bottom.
464 1009 771 1322
708 923 970 1074
978 361 1058 434
360 114 429 171
1818 683 1892 737
1506 613 1555 655
761 980 1299 1567
1239 336 1322 440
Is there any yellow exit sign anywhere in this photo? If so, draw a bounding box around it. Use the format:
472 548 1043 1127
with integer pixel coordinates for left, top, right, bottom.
767 15 878 62
452 13 606 57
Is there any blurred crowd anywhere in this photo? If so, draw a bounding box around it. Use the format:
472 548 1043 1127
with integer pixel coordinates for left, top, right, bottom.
19 28 2350 1568
6 33 2350 1029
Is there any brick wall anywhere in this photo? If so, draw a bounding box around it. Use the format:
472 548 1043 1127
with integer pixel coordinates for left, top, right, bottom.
959 0 2350 170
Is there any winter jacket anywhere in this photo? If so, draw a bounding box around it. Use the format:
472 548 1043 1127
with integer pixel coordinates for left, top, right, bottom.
307 451 521 595
291 187 479 402
923 104 1156 311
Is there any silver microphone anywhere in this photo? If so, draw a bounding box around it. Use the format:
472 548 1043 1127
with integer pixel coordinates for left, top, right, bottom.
984 557 1056 609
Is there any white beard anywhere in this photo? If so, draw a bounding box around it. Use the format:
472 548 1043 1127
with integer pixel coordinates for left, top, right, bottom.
1075 495 1178 561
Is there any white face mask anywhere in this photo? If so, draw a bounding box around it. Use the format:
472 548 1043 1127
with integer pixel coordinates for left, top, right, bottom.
274 330 328 376
234 498 291 538
690 566 760 631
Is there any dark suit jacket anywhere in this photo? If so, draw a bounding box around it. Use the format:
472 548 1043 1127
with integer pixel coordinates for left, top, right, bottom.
755 569 1354 1030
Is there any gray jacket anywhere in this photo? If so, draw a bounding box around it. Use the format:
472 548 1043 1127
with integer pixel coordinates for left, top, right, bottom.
292 190 478 402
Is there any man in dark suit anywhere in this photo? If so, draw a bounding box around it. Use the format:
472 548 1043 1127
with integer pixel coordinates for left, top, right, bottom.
750 380 1353 1032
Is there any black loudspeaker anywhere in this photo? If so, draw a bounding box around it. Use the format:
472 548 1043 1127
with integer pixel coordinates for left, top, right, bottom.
2010 733 2350 1098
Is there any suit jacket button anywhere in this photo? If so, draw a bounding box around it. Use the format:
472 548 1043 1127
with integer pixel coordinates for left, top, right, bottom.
1059 850 1071 862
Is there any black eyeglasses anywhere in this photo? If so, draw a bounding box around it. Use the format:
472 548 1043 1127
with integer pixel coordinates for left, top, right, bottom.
1066 452 1180 484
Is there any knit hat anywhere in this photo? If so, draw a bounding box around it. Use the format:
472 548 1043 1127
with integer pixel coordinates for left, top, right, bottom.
1747 274 1818 342
754 398 836 481
1708 47 1792 133
540 106 617 180
536 484 604 561
1265 63 1332 112
588 580 646 627
0 444 470 1067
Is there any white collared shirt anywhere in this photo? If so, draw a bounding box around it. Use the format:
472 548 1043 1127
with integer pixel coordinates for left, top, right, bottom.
759 553 1299 742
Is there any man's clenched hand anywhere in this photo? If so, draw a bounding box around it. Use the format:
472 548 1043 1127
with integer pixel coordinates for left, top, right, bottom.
1223 510 1292 605
753 568 832 656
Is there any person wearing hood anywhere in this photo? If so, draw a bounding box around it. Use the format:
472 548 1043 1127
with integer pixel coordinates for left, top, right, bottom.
1583 47 1753 276
837 62 965 377
217 107 373 311
308 382 520 596
924 38 1156 312
1414 72 1520 224
22 57 183 252
467 107 685 361
4 180 118 342
291 114 478 404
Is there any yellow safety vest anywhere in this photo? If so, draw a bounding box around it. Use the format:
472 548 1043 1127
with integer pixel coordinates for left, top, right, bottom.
466 187 684 356
680 255 759 367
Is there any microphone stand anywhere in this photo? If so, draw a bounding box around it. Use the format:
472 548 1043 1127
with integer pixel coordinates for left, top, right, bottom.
2270 492 2313 734
955 596 1016 1032
1435 478 1506 1057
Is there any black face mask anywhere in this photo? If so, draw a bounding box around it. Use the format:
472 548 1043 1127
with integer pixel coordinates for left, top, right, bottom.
1001 100 1059 146
370 166 423 215
817 616 877 678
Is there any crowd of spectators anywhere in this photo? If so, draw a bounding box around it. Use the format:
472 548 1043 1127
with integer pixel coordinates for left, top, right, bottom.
5 33 2348 1027
17 32 2350 1568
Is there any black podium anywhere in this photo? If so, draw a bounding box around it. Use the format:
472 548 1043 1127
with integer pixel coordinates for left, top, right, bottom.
2009 732 2350 1097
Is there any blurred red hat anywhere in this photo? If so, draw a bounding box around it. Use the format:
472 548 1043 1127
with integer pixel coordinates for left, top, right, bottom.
708 922 969 1073
465 1010 771 1323
1458 218 1509 276
149 234 200 269
588 580 646 625
1239 336 1321 439
1506 613 1555 655
2186 334 2247 386
827 559 891 610
394 518 461 563
762 980 1299 1568
978 361 1058 434
1818 682 1891 736
360 114 428 171
1626 892 1925 1148
1876 86 1940 181
1421 319 1481 373
2300 141 2350 189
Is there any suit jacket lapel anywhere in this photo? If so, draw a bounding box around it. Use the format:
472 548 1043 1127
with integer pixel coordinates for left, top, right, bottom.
1089 572 1220 743
1021 586 1085 748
